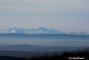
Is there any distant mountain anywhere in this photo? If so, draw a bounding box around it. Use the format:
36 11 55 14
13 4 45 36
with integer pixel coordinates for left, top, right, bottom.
0 45 58 52
0 45 87 52
0 45 88 58
3 27 63 34
0 27 88 35
68 31 89 35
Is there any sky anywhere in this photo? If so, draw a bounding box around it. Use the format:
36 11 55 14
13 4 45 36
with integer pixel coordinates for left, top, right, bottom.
0 0 89 33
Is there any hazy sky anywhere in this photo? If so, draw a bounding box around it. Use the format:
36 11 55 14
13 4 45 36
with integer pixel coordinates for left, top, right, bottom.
0 0 89 32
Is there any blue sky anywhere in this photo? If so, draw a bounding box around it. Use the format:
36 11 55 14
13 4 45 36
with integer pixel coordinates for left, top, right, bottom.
0 0 89 32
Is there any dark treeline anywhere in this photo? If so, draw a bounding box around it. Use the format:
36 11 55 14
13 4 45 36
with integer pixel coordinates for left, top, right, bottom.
0 50 89 60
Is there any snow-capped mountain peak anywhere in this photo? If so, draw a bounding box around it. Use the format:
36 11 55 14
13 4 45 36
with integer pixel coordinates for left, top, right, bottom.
3 27 63 34
0 27 88 35
10 29 16 33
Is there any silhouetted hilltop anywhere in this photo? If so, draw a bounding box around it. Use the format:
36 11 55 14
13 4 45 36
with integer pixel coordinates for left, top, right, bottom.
0 49 89 60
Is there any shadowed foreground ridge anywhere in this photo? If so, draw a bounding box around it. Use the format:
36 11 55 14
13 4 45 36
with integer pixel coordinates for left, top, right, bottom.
0 50 89 60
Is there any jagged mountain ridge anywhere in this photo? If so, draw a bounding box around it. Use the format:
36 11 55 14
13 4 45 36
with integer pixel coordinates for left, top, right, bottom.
3 27 63 34
0 27 88 35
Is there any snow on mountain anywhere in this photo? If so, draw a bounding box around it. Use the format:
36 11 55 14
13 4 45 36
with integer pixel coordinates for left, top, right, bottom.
3 27 63 34
0 27 88 35
5 27 29 34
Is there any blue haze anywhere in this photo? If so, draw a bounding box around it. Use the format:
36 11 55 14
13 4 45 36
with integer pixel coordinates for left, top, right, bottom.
0 0 89 48
0 34 89 47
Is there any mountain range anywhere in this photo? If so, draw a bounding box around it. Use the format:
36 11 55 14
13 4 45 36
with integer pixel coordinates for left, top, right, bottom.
0 27 88 35
0 45 88 58
2 27 63 34
0 45 87 52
